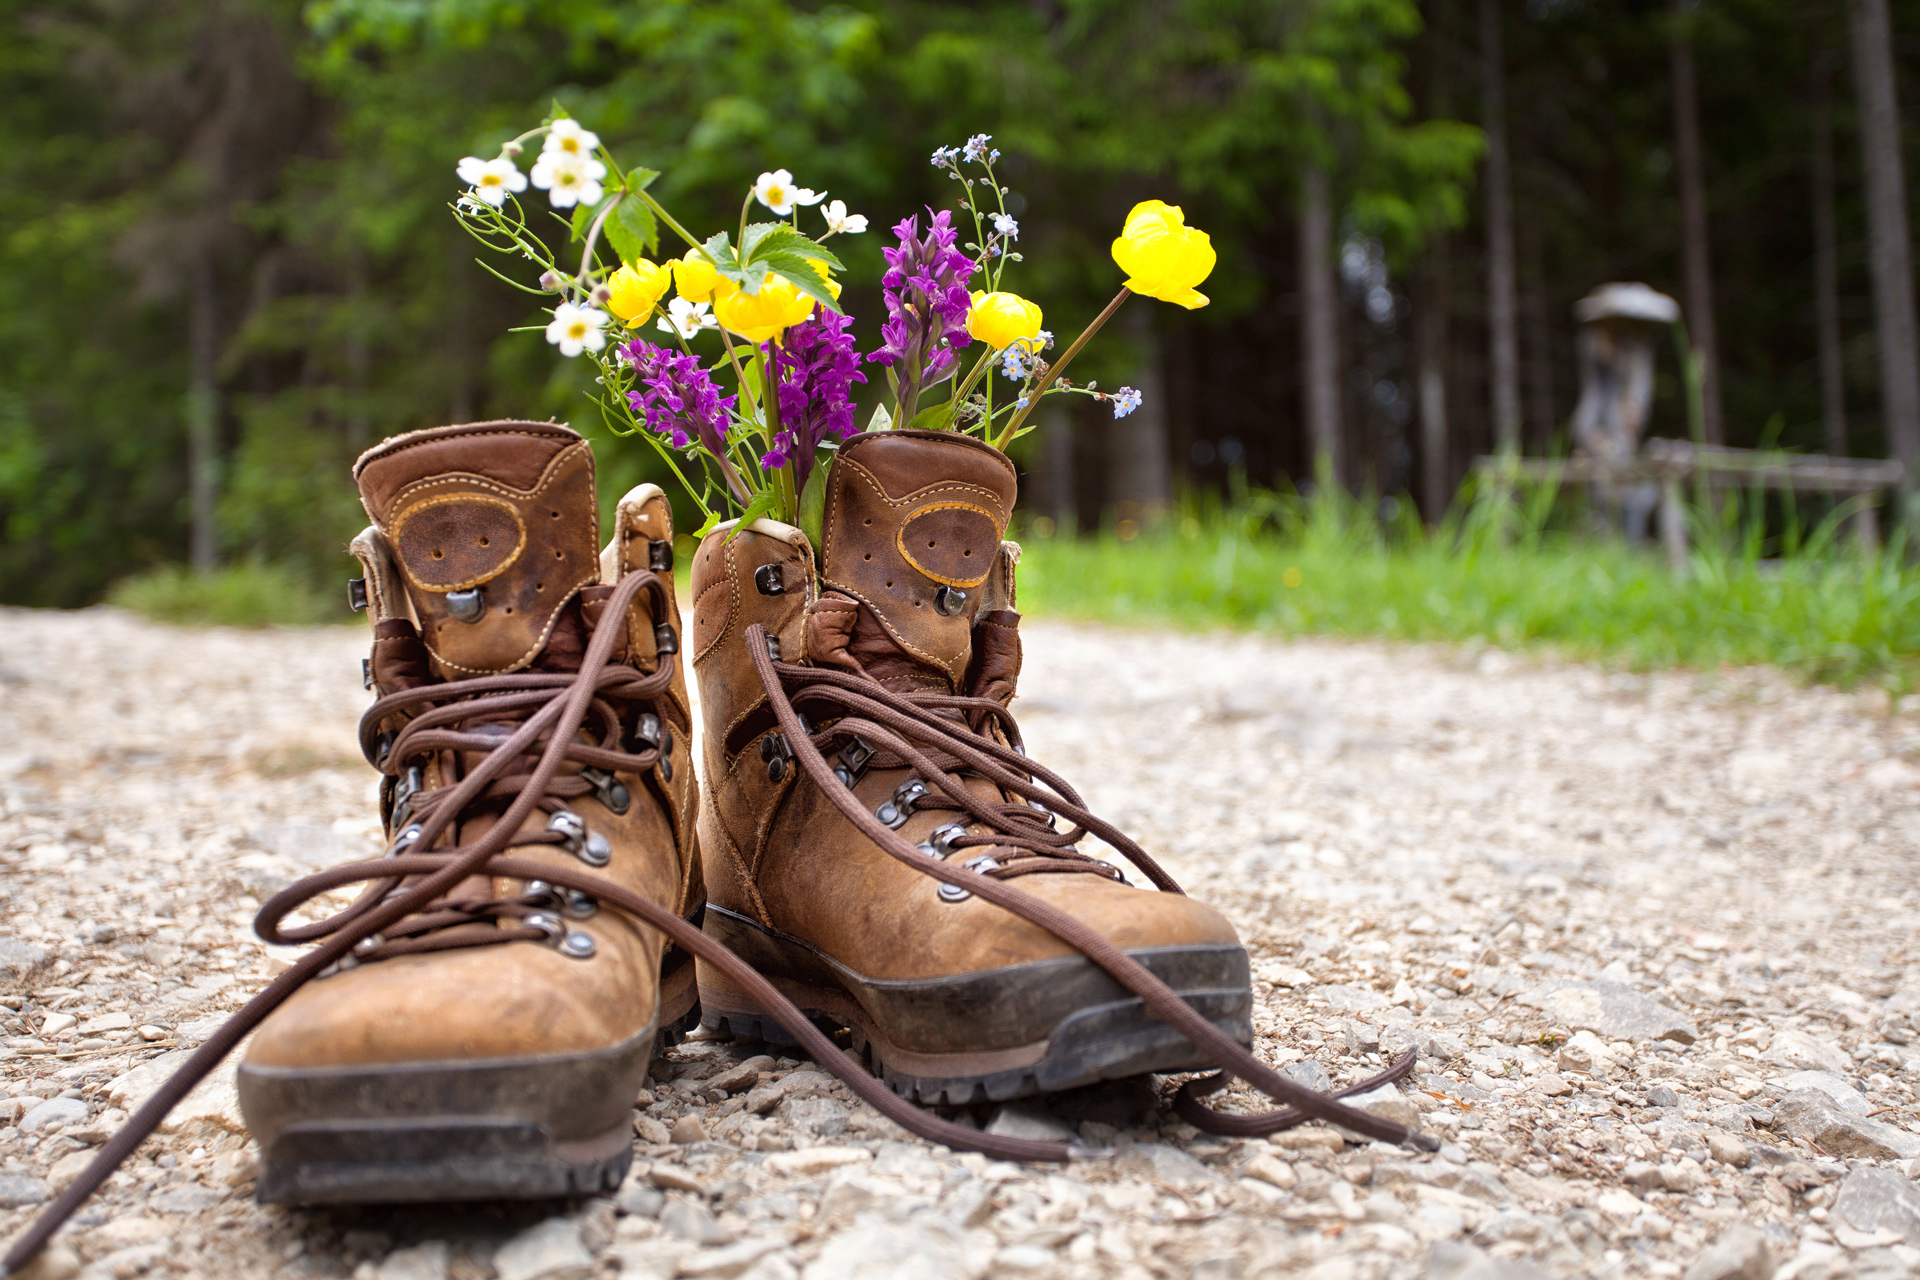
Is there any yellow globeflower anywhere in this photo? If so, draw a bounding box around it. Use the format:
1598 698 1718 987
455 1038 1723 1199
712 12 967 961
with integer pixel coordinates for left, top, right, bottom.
604 259 672 328
1110 199 1215 309
806 257 842 303
966 290 1044 350
672 250 735 304
712 273 816 343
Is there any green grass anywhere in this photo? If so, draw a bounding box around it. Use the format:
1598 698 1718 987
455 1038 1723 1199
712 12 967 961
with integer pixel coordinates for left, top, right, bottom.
107 561 346 628
1017 484 1920 692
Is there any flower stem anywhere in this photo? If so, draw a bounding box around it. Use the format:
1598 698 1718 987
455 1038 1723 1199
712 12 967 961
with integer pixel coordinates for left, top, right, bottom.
638 189 707 256
577 195 620 287
996 287 1131 449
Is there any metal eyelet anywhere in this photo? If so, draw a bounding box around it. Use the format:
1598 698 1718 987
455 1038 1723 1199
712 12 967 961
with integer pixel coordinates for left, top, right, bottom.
522 880 559 908
561 889 599 919
1026 796 1057 829
560 930 597 959
938 854 1001 904
374 730 397 767
580 766 631 815
648 539 674 573
924 824 969 858
362 658 374 690
654 623 678 656
548 811 612 867
934 585 968 616
754 563 785 595
876 779 930 829
390 765 425 828
348 577 369 612
445 587 486 623
630 712 661 751
386 824 423 857
660 725 674 757
352 933 384 957
525 913 564 942
766 635 781 662
833 737 875 790
761 733 793 783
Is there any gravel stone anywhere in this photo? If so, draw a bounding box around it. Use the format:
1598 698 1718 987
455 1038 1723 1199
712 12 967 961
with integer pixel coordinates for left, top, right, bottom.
1834 1166 1920 1246
0 1173 50 1207
1517 979 1698 1043
799 1219 978 1280
492 1217 592 1280
1775 1089 1920 1159
1682 1225 1776 1280
18 1097 86 1134
374 1241 450 1280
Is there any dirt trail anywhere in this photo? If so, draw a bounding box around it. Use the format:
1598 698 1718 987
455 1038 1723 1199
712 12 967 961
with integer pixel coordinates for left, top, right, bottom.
4 605 1920 1280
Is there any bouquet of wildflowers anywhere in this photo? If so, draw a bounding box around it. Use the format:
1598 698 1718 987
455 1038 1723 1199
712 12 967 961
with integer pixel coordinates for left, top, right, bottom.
453 119 1217 544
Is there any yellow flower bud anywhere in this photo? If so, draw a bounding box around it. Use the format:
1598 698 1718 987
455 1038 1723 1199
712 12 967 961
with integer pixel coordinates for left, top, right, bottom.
605 259 672 328
712 273 816 344
672 250 735 304
1110 200 1215 310
966 290 1044 350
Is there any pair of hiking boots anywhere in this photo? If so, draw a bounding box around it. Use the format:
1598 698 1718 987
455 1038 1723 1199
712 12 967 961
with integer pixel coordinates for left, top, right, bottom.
222 420 1418 1204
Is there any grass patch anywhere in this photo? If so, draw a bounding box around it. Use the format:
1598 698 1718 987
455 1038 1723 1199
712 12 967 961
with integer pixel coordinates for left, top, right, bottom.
1017 485 1920 692
107 561 345 628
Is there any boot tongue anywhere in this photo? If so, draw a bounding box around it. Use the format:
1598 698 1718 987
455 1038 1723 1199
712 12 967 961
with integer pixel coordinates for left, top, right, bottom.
354 421 601 678
815 429 1016 692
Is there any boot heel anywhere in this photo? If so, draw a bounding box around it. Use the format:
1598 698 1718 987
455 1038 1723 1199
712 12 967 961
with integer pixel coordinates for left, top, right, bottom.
695 963 859 1047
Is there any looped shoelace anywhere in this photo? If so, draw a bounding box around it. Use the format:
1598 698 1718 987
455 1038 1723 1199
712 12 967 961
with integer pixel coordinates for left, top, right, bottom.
0 585 1431 1277
746 622 1439 1148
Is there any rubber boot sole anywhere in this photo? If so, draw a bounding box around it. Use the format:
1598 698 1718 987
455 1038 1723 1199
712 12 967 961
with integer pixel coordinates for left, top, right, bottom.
696 904 1252 1106
237 960 699 1204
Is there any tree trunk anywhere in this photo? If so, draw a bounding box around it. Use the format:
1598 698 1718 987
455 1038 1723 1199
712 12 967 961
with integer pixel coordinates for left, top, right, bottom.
1480 0 1521 456
1850 0 1920 478
1418 243 1453 521
1107 304 1171 515
188 254 220 573
1299 165 1343 486
1521 215 1556 448
1671 0 1725 445
1812 46 1847 458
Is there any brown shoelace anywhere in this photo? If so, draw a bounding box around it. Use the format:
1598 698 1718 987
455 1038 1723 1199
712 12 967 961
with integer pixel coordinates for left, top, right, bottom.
746 622 1437 1147
1 577 1427 1276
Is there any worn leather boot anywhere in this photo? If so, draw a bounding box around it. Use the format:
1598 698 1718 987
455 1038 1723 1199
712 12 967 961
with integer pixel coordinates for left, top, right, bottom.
689 429 1252 1105
237 421 702 1203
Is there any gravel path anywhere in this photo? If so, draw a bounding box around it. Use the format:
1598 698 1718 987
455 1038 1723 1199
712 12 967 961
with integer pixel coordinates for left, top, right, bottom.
4 605 1920 1280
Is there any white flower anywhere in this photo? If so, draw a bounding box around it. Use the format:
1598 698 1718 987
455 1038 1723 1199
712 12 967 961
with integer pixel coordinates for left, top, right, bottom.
543 118 601 159
455 155 527 207
530 150 607 209
657 297 718 340
754 169 824 216
822 199 868 236
992 213 1019 240
546 303 608 357
1111 386 1143 419
963 133 993 163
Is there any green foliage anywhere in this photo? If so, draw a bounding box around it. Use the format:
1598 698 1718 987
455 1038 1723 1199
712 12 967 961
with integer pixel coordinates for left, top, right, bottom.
107 561 346 628
1018 484 1920 692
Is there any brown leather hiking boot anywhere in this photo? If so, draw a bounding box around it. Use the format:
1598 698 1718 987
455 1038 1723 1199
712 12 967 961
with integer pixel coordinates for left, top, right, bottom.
236 421 702 1203
689 429 1254 1105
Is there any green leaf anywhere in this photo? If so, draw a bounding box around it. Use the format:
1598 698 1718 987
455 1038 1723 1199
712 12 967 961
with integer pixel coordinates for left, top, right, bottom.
756 252 842 313
739 222 843 272
626 167 660 193
700 232 739 269
605 196 658 263
692 509 726 540
907 401 956 432
867 402 893 432
569 198 600 244
725 487 781 542
719 260 772 294
798 453 830 553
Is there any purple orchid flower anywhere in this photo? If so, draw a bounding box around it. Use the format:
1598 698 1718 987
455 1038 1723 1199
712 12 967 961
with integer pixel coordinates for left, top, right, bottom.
765 312 866 494
869 209 974 423
617 339 736 459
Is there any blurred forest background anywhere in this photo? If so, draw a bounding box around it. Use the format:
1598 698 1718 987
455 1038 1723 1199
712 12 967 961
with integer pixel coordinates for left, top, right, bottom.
2 0 1917 609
